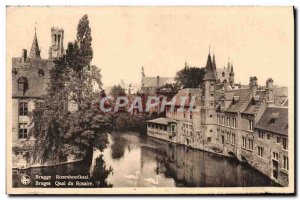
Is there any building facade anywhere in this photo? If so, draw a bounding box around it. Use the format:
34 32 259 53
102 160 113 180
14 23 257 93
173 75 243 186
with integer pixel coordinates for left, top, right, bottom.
146 52 289 186
12 27 64 168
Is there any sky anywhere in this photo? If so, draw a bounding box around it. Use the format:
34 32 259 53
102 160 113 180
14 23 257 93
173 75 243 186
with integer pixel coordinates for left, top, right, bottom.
7 7 294 87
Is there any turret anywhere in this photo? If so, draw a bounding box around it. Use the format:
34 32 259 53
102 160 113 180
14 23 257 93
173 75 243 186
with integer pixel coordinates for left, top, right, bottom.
203 53 216 82
29 28 41 59
212 54 216 70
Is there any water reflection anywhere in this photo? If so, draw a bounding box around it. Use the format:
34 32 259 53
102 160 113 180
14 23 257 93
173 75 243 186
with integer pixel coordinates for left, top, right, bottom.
102 132 278 187
13 132 278 188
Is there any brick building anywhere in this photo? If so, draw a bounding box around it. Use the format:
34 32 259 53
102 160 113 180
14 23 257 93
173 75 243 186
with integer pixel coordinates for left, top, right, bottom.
12 27 64 168
146 52 289 186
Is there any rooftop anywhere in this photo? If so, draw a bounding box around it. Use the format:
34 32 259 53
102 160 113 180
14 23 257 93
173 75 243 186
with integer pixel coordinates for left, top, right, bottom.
147 117 175 125
255 106 288 136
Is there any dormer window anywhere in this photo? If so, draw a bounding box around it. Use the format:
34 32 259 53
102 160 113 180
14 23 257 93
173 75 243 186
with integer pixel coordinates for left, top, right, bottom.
269 113 279 124
17 76 28 92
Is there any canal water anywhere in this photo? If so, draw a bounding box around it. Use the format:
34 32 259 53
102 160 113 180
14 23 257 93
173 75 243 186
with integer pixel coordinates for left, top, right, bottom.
13 132 278 187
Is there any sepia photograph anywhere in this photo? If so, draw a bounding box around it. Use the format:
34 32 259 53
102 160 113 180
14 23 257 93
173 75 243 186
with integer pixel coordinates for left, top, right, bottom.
6 6 294 195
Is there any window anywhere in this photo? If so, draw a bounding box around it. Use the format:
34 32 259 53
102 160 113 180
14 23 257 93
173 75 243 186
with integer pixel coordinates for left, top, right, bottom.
210 129 213 133
283 156 289 170
210 114 213 118
248 139 253 150
171 125 175 132
242 137 247 148
231 133 235 145
210 101 214 106
258 146 263 157
19 123 28 139
222 116 225 125
19 101 28 116
227 117 230 127
272 152 279 160
18 82 24 91
277 136 281 144
267 134 271 140
232 118 237 128
282 138 288 150
248 119 253 131
258 131 264 139
217 115 220 125
226 132 230 143
207 137 212 142
210 93 214 97
190 112 193 119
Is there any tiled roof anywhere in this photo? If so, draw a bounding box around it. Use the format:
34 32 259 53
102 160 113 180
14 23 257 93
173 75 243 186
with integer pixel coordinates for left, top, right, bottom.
147 117 175 125
142 76 174 88
12 58 54 98
242 90 266 115
255 107 288 136
172 88 201 107
224 88 251 113
274 87 288 106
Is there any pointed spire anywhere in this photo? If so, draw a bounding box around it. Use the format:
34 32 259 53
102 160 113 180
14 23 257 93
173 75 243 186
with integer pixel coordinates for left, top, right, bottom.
227 57 230 72
212 54 216 70
230 63 234 75
184 59 189 68
203 49 216 81
29 27 41 59
141 66 145 77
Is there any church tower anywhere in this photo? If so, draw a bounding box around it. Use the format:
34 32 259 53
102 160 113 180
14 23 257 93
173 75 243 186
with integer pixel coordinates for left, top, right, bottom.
229 63 235 87
49 27 64 59
201 51 217 144
29 28 41 59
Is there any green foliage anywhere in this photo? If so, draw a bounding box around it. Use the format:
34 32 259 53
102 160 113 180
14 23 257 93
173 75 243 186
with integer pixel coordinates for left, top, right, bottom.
175 66 206 88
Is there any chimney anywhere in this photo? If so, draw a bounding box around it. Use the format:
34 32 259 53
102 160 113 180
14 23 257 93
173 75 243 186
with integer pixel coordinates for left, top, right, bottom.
22 49 27 62
157 75 160 88
249 76 258 97
266 78 274 105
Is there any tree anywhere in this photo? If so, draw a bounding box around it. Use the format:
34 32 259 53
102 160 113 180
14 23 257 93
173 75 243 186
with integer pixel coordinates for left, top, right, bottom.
30 14 112 165
156 83 179 98
110 85 126 99
175 66 206 88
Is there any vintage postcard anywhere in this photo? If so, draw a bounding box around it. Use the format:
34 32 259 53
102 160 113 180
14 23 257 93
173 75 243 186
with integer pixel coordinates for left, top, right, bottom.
6 6 295 195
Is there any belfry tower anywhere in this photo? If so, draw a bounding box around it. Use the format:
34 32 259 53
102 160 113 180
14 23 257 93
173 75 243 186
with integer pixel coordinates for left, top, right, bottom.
49 27 64 59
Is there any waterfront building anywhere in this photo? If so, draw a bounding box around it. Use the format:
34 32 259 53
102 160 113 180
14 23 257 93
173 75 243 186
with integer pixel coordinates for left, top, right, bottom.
146 52 289 186
253 106 288 186
12 27 64 168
